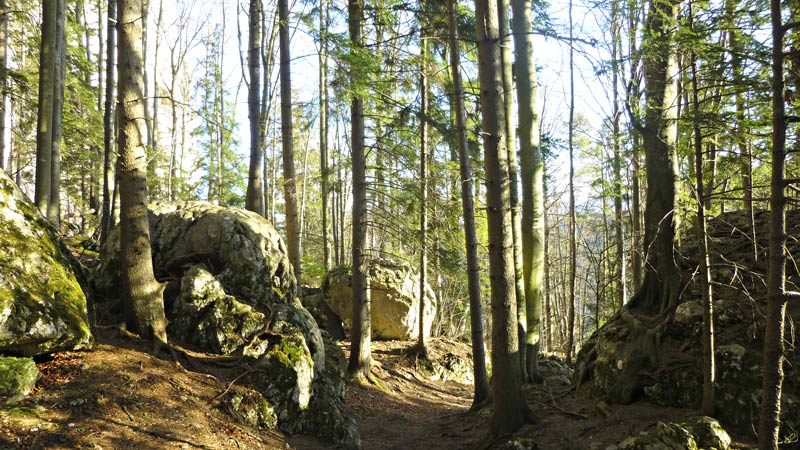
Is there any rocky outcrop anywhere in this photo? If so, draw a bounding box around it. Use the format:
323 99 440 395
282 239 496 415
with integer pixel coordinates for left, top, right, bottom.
95 201 356 447
0 170 93 356
0 356 40 404
322 260 437 340
609 416 731 450
301 289 345 340
576 210 800 440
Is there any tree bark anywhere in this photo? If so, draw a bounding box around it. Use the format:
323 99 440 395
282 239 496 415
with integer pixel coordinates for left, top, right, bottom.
0 0 7 173
475 0 533 435
611 0 626 309
347 0 371 379
245 0 265 215
101 0 117 243
757 0 789 445
319 0 331 271
511 0 544 382
117 0 167 346
416 29 429 357
48 0 66 226
35 0 57 218
449 0 490 405
566 0 577 365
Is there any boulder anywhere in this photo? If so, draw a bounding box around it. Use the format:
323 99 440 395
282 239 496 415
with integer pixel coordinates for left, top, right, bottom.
322 260 437 340
0 356 40 404
614 417 730 450
221 388 278 430
94 201 354 445
0 170 92 356
301 291 345 340
576 209 800 440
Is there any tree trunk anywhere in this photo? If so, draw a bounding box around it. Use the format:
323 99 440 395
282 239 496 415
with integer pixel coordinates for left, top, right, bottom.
347 0 371 379
628 0 680 315
35 0 57 218
48 0 66 226
611 0 626 310
475 0 533 435
688 5 715 415
757 0 789 446
101 0 116 243
511 0 544 383
319 0 331 271
117 0 167 346
0 0 7 173
416 30 429 357
245 0 265 215
449 0 490 405
566 0 577 365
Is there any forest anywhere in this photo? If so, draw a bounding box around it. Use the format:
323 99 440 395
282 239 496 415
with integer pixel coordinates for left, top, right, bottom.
0 0 797 448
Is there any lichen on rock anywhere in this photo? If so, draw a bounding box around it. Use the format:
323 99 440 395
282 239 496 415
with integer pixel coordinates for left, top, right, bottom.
0 356 40 404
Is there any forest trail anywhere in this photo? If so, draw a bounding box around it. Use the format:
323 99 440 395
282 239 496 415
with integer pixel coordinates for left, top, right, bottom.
1 330 755 449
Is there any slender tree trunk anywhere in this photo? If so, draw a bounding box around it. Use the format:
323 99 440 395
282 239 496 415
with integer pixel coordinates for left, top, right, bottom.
475 0 533 435
245 0 265 215
35 0 57 218
0 0 7 173
449 0 489 405
688 6 715 415
152 0 164 184
118 0 167 346
319 0 331 271
512 0 544 382
566 0 577 365
48 0 66 226
101 0 117 242
758 0 789 445
347 0 371 379
611 0 626 309
416 31 429 357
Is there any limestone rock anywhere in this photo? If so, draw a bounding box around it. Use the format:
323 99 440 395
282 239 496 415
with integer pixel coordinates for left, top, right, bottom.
0 170 92 356
301 290 345 340
0 356 40 404
221 389 278 430
169 266 265 355
95 202 354 446
322 260 437 340
615 417 730 450
682 416 731 450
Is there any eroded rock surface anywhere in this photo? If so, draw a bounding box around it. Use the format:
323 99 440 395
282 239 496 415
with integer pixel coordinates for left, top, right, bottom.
95 201 356 446
576 210 800 440
0 170 92 356
322 260 437 340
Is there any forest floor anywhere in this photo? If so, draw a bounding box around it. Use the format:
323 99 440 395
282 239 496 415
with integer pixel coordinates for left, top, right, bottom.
0 326 758 449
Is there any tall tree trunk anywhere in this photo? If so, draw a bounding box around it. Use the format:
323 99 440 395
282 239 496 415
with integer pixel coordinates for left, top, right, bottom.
628 0 680 314
48 0 66 226
688 5 715 415
118 0 167 346
35 0 57 218
475 0 533 435
101 0 117 243
245 0 265 215
152 0 164 185
416 30 429 357
758 0 789 445
0 0 7 173
347 0 371 380
279 0 301 289
319 0 331 271
566 0 577 365
512 0 544 382
449 0 490 405
611 0 626 309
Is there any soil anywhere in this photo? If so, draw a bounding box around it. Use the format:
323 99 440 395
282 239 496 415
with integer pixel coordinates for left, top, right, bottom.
0 327 758 450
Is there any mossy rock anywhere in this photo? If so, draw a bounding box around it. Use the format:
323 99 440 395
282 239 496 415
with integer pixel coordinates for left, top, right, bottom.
0 170 92 356
221 389 278 430
0 356 40 404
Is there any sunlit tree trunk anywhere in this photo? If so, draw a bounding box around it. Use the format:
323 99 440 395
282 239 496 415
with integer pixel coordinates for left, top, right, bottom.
118 0 167 347
475 0 533 435
101 0 116 243
347 0 371 380
566 0 577 364
35 0 57 218
511 0 543 382
245 0 265 215
416 29 429 357
0 0 7 173
319 0 331 271
48 0 66 226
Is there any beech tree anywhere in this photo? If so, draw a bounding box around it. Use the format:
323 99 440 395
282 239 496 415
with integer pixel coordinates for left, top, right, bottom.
117 0 167 346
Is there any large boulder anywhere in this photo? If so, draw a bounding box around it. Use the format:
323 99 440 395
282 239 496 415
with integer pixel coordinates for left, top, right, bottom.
94 201 356 446
614 416 731 450
322 260 437 340
0 170 92 356
576 210 800 441
0 356 40 404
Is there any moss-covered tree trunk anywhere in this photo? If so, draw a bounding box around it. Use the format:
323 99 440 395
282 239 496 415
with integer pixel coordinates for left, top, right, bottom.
475 0 533 435
117 0 167 346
